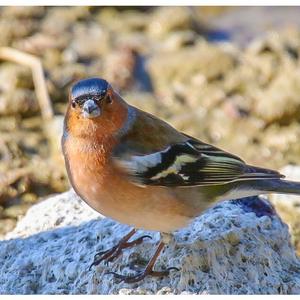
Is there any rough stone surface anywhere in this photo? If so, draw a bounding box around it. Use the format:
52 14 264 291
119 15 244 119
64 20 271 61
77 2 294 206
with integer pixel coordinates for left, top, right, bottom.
1 190 300 294
270 165 300 256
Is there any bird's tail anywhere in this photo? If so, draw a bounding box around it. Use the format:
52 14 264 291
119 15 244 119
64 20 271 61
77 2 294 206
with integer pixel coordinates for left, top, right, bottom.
243 179 300 196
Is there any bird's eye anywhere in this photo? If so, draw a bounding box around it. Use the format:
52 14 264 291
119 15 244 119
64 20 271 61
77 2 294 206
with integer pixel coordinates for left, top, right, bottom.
71 101 76 108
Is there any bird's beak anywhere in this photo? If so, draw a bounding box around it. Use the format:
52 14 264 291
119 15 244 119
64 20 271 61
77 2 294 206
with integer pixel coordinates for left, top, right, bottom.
82 99 101 118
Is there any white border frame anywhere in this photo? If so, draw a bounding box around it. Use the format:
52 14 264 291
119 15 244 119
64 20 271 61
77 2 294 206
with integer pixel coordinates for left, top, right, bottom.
2 1 300 6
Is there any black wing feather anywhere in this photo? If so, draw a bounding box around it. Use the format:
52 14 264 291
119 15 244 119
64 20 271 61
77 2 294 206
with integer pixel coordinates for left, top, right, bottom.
116 136 284 187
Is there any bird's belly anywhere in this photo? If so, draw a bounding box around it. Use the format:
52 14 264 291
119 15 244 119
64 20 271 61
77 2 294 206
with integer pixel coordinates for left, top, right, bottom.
70 166 193 232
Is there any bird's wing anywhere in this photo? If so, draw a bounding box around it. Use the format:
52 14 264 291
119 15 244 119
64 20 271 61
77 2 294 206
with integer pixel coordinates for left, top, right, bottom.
114 128 284 187
113 107 283 187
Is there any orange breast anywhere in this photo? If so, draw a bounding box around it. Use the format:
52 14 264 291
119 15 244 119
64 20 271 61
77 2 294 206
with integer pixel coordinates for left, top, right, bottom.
63 137 192 232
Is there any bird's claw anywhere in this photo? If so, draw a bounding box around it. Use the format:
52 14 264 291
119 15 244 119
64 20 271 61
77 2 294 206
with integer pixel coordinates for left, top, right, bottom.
89 246 118 270
93 249 112 260
89 234 153 270
105 266 179 283
124 235 152 247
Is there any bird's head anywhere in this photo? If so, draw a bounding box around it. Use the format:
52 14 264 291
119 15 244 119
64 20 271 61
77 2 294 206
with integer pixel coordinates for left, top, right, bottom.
70 77 113 119
65 77 128 138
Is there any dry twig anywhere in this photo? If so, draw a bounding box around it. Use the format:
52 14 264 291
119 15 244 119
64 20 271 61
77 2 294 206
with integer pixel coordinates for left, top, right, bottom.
0 47 53 122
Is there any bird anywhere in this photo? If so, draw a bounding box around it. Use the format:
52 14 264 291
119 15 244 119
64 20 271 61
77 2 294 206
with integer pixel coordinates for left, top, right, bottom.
62 77 300 283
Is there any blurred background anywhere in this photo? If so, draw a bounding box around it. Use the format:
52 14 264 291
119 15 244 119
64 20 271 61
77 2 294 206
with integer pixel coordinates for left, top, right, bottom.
1 6 300 251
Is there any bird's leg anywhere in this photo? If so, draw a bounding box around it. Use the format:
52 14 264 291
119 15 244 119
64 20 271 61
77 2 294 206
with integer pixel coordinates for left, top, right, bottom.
107 240 179 283
89 228 152 270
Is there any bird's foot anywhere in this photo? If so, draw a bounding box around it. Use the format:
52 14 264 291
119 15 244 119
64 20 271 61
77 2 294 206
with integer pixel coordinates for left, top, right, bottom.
105 240 179 283
106 266 179 283
89 229 152 270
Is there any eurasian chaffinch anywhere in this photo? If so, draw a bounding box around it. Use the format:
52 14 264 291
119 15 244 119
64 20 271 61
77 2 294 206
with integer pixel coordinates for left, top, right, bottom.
62 77 300 283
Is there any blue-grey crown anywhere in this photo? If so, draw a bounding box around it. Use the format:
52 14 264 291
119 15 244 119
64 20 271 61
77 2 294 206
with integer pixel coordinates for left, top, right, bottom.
71 77 109 99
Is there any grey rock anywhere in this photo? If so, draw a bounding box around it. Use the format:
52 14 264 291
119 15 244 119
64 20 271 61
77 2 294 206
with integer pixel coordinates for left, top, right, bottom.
1 190 300 294
269 165 300 256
